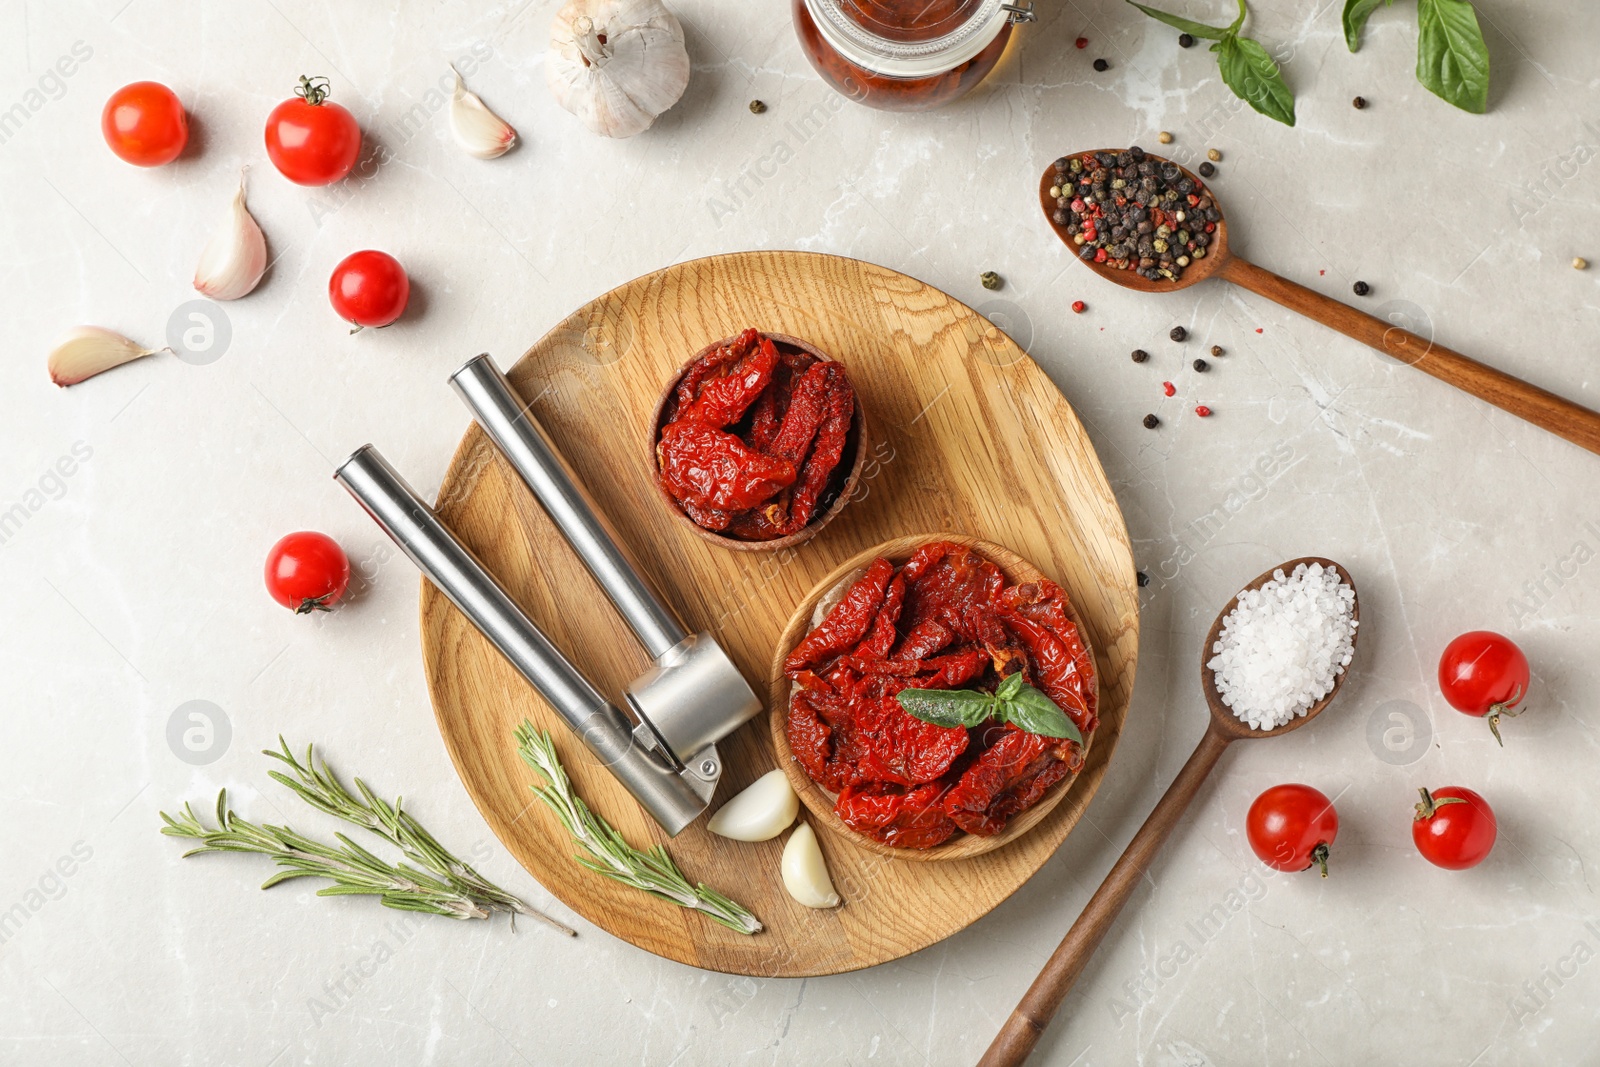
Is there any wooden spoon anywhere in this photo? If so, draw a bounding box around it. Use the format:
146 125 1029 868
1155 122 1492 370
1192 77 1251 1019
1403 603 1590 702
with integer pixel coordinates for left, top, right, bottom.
979 557 1360 1067
1040 153 1600 456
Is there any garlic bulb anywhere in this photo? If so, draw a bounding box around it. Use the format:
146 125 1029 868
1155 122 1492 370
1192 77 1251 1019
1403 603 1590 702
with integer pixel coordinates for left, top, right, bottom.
193 171 267 301
707 770 799 842
449 67 517 159
781 822 841 909
546 0 690 138
48 326 162 387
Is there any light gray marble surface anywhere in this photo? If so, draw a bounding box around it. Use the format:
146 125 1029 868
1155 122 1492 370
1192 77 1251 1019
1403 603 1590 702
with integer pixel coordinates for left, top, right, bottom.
3 1 1598 1064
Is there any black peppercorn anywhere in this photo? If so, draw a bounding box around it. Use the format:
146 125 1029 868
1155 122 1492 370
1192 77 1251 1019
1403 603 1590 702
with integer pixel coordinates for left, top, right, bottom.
1131 349 1149 363
1193 358 1208 372
1142 414 1160 430
1353 96 1367 109
1353 280 1370 296
1210 344 1224 357
1178 33 1195 48
1170 326 1187 342
1137 570 1151 586
1053 156 1072 171
1198 161 1215 178
1093 58 1110 71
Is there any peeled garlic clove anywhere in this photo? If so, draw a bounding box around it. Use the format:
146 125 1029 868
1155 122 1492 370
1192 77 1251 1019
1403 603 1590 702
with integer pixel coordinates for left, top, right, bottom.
449 68 517 159
48 326 161 387
781 822 840 910
194 171 267 301
707 770 799 842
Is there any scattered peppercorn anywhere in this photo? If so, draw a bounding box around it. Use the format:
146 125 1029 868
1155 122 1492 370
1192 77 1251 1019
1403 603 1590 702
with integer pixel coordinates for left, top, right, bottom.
1093 58 1110 72
748 99 767 114
1076 36 1088 48
1071 300 1087 313
981 271 1002 290
1353 280 1370 296
1210 344 1224 357
1131 348 1150 363
1207 149 1221 162
1157 131 1173 144
1193 358 1208 372
1352 96 1367 109
1195 405 1212 417
1576 257 1590 270
1162 381 1176 397
1198 162 1215 178
1051 146 1219 283
1142 414 1160 430
1178 33 1195 47
1137 570 1151 586
1170 325 1187 342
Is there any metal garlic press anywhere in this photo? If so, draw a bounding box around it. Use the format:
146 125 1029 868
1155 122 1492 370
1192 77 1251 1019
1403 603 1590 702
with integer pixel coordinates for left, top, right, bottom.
334 356 762 836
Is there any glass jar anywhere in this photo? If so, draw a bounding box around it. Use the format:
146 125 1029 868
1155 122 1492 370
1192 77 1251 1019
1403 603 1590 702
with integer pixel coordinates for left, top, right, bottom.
793 0 1034 113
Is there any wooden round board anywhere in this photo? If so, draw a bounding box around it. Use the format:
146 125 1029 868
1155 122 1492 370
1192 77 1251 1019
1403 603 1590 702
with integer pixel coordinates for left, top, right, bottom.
421 250 1139 977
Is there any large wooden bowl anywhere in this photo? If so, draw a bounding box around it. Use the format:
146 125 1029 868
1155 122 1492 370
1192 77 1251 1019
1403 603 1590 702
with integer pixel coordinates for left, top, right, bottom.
769 533 1100 861
420 250 1139 977
647 331 870 553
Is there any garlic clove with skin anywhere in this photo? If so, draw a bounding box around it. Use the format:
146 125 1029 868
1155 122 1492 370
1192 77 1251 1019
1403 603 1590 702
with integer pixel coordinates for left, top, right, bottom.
707 770 799 842
448 67 517 159
781 822 841 910
47 326 163 387
194 170 267 301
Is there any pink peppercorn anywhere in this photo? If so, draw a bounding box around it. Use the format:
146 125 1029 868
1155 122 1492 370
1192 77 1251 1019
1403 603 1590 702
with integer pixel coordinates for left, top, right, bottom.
1162 381 1176 397
1195 405 1213 417
1071 300 1086 313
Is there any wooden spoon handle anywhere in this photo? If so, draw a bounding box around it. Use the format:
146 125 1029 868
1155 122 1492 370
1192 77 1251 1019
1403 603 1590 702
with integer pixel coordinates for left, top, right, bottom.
1218 256 1600 456
978 727 1233 1067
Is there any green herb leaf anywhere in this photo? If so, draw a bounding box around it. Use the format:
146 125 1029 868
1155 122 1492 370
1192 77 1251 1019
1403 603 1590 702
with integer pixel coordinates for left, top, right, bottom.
1215 35 1297 126
1000 683 1086 743
1341 0 1392 52
1123 0 1230 40
897 688 997 729
1416 0 1489 113
995 671 1024 702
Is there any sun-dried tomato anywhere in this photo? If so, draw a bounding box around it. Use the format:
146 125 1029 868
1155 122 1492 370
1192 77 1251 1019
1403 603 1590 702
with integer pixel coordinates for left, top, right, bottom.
658 331 856 542
656 421 796 511
782 541 1097 848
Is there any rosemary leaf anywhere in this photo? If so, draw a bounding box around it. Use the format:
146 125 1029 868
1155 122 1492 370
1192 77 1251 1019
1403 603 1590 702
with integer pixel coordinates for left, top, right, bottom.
513 721 763 936
160 741 576 936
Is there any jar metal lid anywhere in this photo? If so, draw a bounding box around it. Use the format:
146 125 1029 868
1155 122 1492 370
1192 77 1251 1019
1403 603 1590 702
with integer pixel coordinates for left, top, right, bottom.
803 0 1022 78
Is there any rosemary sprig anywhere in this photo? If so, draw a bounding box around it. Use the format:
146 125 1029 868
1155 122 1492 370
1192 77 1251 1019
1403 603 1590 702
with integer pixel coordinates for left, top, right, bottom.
160 738 575 935
514 721 763 935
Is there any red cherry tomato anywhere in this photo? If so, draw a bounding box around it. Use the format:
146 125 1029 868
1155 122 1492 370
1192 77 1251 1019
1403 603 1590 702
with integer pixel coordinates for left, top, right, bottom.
264 76 361 186
1438 630 1529 745
101 81 188 167
1246 784 1338 877
1412 786 1496 870
329 250 410 330
264 532 350 613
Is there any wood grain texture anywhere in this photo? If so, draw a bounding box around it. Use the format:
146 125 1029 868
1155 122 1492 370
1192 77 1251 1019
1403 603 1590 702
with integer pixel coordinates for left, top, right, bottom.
981 557 1359 1065
420 250 1139 977
768 533 1100 862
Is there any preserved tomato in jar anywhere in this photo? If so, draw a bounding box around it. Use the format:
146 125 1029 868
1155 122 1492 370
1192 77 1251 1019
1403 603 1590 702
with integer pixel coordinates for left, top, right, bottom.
793 0 1033 112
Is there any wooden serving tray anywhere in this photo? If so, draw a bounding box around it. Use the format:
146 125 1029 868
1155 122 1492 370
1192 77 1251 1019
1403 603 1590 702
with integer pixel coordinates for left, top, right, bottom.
421 251 1139 977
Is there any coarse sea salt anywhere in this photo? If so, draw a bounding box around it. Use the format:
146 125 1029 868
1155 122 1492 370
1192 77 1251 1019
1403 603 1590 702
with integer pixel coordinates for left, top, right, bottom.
1207 562 1357 730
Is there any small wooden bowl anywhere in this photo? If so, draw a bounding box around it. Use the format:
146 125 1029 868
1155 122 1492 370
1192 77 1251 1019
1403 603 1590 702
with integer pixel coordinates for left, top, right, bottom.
767 533 1101 862
648 332 869 553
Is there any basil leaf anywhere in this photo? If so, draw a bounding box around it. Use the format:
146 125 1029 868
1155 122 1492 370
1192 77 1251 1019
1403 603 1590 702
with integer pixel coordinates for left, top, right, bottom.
1123 0 1229 41
999 684 1085 743
896 688 994 729
1215 35 1297 126
995 671 1024 702
1416 0 1489 113
1341 0 1391 52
